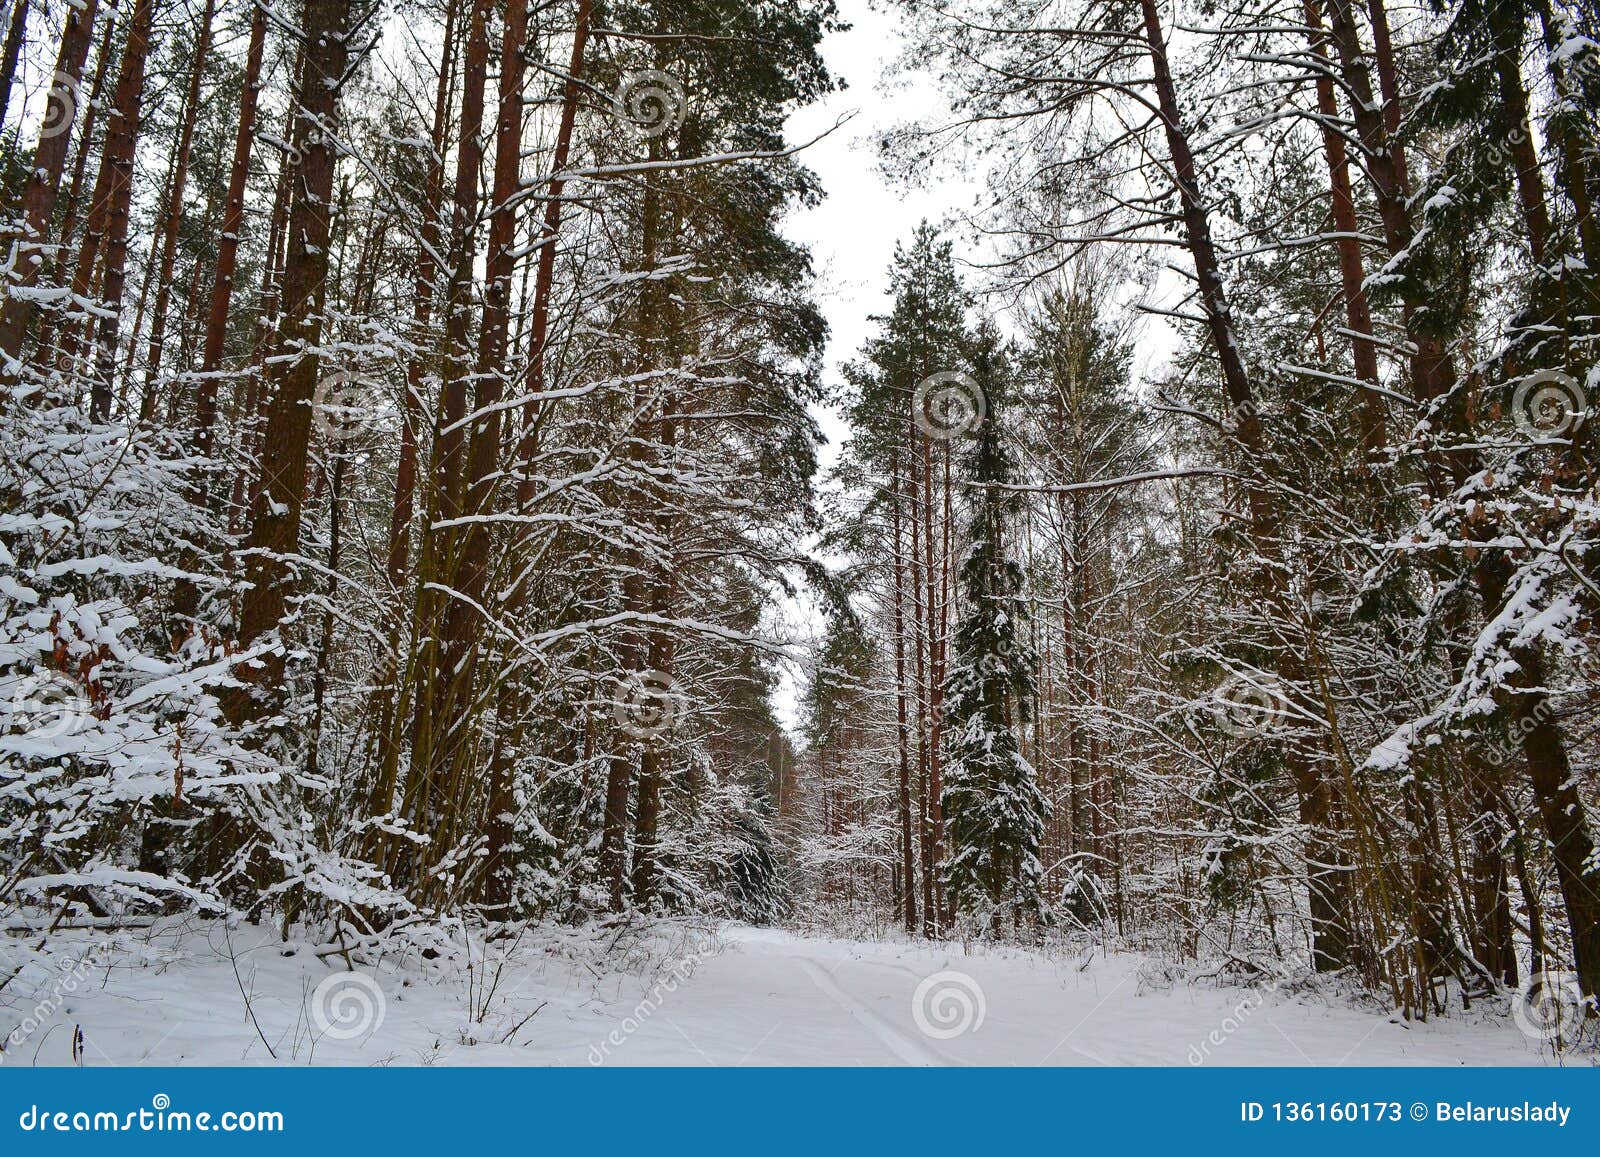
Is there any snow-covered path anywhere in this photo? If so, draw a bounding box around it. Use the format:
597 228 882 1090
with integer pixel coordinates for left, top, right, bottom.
2 923 1573 1066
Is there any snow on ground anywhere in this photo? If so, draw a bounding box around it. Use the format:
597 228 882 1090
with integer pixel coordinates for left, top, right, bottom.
0 920 1582 1066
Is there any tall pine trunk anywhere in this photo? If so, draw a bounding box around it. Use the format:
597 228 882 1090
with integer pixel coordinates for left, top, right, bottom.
138 0 217 419
514 0 593 501
0 0 100 375
1139 0 1354 969
86 0 158 422
225 0 353 716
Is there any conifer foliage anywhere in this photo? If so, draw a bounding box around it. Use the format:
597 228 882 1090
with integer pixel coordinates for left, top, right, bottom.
938 329 1048 929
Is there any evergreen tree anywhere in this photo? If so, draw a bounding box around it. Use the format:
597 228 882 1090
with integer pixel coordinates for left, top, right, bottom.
939 325 1048 930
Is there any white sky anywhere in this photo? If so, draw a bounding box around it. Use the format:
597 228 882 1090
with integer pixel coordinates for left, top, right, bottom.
767 1 1182 734
766 1 991 733
781 0 988 467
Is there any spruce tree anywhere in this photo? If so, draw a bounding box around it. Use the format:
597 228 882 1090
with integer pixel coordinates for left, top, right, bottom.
939 325 1048 930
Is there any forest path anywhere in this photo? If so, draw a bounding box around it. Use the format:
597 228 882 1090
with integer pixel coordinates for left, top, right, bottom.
569 926 1560 1066
4 923 1566 1066
794 956 953 1065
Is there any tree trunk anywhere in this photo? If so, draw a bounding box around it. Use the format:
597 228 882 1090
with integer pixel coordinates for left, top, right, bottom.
225 0 352 717
1320 0 1454 404
195 0 269 452
1301 0 1383 453
628 130 675 908
514 0 593 501
468 0 531 912
890 447 918 933
1487 12 1550 267
404 0 491 829
139 0 217 418
1140 0 1354 969
86 0 158 421
0 0 100 374
0 0 28 127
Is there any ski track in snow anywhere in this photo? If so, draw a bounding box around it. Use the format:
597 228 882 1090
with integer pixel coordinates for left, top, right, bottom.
795 957 951 1066
0 922 1580 1067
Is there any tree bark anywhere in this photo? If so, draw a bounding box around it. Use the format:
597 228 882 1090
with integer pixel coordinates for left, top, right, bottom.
0 0 28 127
1141 0 1354 968
514 0 593 502
0 0 99 374
467 0 531 911
1301 0 1383 453
383 0 458 594
404 0 491 828
890 447 918 933
86 0 158 421
138 0 217 419
195 0 269 453
225 0 353 717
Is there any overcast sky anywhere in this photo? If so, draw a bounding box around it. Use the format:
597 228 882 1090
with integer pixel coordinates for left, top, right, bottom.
767 0 985 729
768 2 1183 732
781 1 987 460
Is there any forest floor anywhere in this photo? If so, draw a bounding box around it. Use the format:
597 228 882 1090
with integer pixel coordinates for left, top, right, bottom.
0 920 1580 1066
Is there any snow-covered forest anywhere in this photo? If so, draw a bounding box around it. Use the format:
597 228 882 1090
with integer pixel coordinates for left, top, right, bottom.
0 0 1597 1065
